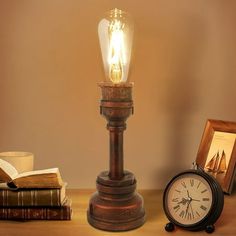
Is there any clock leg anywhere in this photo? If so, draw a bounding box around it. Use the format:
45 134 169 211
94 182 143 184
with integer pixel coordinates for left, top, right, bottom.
165 222 175 232
205 225 215 233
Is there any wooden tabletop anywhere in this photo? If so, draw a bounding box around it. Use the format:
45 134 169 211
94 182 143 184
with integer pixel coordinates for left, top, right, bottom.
0 189 235 236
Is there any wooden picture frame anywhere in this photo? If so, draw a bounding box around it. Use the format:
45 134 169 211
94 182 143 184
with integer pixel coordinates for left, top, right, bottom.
196 119 236 194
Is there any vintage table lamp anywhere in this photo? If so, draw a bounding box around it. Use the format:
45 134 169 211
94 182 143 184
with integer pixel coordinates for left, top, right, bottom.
87 8 145 231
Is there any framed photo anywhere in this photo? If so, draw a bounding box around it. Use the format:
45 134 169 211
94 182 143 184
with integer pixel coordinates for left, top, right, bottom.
196 119 236 194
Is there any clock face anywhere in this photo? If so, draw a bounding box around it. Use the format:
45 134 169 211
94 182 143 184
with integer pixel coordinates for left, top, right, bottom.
164 173 213 226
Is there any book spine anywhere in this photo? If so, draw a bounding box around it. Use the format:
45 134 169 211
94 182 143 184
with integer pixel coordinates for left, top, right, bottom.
0 189 62 207
0 206 71 220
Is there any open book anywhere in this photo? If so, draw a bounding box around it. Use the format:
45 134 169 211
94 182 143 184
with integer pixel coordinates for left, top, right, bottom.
0 159 63 189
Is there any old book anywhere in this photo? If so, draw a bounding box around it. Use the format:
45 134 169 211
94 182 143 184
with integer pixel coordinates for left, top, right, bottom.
0 183 66 207
0 159 63 188
0 198 72 220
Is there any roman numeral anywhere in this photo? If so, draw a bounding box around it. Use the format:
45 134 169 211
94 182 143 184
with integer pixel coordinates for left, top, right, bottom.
201 189 207 194
197 182 201 189
172 198 179 202
187 212 192 220
202 198 210 201
196 211 200 217
200 205 207 211
179 210 185 218
173 205 180 212
190 179 194 187
181 182 187 188
175 189 181 193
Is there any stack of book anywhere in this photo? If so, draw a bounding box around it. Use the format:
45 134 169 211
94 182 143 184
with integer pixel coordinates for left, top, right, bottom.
0 159 72 220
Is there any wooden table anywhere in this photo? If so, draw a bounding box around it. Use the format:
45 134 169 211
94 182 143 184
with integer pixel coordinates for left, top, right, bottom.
0 189 235 236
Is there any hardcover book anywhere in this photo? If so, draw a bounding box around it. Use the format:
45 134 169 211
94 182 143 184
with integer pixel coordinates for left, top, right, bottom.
0 183 66 207
0 159 63 188
0 198 72 220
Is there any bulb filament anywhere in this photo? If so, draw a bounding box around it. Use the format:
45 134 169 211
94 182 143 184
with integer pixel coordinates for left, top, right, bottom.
108 20 125 83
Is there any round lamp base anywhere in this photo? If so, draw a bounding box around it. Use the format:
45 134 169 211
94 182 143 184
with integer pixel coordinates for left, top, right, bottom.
87 171 146 231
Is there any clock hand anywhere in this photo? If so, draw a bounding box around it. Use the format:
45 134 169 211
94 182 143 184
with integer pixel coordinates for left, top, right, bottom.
178 198 188 205
185 201 190 217
186 189 196 219
187 190 190 198
187 190 199 202
189 201 195 219
191 198 200 202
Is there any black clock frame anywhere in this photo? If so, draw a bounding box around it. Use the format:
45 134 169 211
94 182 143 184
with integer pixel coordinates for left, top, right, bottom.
163 169 224 233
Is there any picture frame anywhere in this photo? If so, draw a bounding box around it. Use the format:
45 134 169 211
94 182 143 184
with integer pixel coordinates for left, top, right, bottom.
196 119 236 194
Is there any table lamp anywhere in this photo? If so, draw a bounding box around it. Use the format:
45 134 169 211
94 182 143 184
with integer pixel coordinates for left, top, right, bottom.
87 8 145 231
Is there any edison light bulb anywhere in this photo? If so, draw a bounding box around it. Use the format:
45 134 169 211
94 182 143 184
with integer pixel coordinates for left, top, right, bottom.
98 9 134 84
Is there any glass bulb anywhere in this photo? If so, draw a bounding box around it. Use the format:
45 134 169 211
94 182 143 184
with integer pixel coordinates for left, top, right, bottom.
98 9 134 84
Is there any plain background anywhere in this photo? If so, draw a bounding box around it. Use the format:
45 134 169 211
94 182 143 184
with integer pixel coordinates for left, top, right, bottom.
0 0 236 189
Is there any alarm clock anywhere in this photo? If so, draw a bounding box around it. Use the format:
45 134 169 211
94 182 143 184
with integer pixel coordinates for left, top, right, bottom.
163 167 224 233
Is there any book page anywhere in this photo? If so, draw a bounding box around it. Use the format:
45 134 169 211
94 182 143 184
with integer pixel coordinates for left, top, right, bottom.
15 168 59 179
12 167 63 188
0 159 18 181
0 183 9 189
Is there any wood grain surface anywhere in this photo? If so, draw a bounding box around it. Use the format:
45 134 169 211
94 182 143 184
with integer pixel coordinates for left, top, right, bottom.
0 189 235 236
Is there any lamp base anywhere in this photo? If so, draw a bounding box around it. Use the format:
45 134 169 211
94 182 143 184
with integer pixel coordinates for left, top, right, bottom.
87 170 145 231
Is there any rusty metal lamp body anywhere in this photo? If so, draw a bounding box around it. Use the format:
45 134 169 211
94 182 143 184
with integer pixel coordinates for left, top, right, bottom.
87 9 145 231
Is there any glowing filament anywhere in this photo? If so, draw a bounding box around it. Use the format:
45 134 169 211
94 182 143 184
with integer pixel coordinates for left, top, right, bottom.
108 20 126 83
